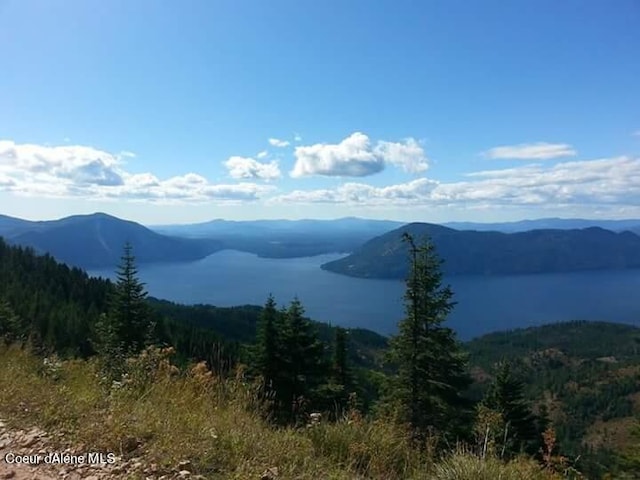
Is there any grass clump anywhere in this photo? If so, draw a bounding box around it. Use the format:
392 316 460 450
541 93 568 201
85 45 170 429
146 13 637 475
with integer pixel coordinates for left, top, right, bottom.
0 344 579 479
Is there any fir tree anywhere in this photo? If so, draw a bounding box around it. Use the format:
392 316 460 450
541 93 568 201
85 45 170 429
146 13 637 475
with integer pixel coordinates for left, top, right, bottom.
332 326 351 389
482 361 541 456
98 243 154 357
0 298 25 344
255 294 282 391
280 297 327 422
387 232 472 441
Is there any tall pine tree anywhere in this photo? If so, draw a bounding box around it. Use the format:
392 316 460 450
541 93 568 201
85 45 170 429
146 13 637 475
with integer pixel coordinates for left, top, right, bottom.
95 242 154 360
280 297 327 422
387 232 471 441
254 294 282 391
332 326 351 390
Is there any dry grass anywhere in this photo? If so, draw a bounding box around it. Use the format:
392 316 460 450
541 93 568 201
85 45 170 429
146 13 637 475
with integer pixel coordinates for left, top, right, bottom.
0 344 576 479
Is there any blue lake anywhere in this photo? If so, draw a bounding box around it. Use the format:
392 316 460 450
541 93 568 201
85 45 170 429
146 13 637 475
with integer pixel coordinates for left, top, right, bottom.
89 250 640 340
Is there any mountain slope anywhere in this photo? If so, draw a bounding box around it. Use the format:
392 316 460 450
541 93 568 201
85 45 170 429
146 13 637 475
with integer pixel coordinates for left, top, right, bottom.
3 213 222 269
0 214 37 237
467 321 640 478
322 222 640 278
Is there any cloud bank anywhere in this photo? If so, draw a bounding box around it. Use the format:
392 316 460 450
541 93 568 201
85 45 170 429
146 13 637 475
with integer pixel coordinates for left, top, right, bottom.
274 156 640 208
0 140 274 204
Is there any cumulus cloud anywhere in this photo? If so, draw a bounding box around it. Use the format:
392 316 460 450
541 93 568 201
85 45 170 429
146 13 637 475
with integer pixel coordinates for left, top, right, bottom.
483 142 577 160
374 138 429 173
224 156 281 181
268 138 290 148
291 132 384 178
0 140 274 204
290 132 428 178
256 150 268 159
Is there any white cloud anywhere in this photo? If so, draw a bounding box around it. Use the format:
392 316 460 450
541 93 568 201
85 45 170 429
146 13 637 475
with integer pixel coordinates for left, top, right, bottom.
256 150 269 159
274 156 640 209
290 132 429 178
294 133 302 142
374 138 429 173
268 138 290 148
483 142 577 160
224 156 281 181
0 140 275 204
291 132 384 178
271 178 438 205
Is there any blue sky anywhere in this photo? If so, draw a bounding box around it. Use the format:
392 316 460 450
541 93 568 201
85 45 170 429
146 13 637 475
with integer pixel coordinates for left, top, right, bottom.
0 0 639 224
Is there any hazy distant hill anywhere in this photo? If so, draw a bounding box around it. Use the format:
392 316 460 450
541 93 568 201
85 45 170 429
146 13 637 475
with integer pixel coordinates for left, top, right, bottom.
151 217 405 258
0 214 38 237
1 213 222 269
444 217 640 234
322 222 640 278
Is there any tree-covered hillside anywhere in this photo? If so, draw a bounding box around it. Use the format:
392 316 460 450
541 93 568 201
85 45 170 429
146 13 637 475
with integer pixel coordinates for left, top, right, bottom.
322 222 640 278
467 321 640 477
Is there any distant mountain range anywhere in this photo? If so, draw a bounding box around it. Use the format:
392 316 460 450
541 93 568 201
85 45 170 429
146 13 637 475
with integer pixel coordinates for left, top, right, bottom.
3 212 640 275
151 217 405 258
321 222 640 278
0 213 222 270
443 217 640 234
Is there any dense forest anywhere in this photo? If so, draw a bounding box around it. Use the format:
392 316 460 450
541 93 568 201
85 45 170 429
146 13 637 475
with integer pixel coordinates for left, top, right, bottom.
1 235 640 478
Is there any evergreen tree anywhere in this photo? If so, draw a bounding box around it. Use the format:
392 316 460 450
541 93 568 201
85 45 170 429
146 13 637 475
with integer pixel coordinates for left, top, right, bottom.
98 243 154 357
280 297 327 422
0 298 25 344
387 232 471 441
482 361 541 456
332 326 351 389
254 294 282 391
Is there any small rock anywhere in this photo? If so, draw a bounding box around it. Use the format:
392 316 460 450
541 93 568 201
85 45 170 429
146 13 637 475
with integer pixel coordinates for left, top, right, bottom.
178 460 191 469
1 470 16 479
178 470 191 478
21 435 39 448
261 467 279 480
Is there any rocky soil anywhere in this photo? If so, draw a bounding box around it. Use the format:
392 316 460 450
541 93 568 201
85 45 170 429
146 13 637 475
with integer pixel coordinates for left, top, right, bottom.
0 418 205 480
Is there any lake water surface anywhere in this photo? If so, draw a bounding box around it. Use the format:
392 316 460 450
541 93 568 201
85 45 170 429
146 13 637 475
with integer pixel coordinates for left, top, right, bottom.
89 250 640 340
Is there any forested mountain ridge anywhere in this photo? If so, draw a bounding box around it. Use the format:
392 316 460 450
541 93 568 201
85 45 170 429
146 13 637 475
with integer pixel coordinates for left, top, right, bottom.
322 222 640 278
467 321 640 476
0 212 222 269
